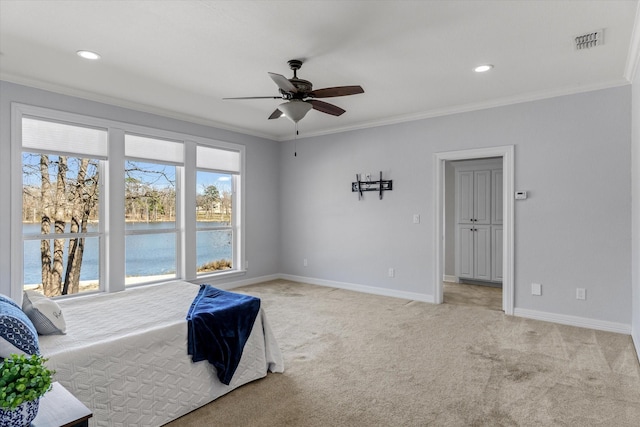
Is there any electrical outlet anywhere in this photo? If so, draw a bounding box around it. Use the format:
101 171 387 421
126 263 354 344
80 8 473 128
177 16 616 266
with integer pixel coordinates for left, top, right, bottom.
413 214 420 224
303 258 308 267
531 283 542 296
388 268 395 278
576 288 586 300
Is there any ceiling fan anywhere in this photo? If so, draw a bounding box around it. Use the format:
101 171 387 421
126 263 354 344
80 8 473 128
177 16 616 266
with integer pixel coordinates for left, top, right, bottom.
224 59 364 123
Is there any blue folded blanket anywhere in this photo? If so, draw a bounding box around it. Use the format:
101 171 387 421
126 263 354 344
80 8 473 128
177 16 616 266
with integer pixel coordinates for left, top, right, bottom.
187 284 261 385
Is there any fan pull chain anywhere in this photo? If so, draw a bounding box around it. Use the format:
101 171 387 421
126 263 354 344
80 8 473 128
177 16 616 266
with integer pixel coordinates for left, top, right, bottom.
294 122 298 157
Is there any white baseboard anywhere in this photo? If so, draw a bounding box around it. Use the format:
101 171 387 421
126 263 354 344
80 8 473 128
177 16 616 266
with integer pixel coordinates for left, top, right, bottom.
193 273 281 290
279 274 435 303
443 275 459 283
210 274 635 343
514 308 631 334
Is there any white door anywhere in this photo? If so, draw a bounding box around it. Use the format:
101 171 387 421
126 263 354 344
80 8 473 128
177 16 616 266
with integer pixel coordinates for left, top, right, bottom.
457 225 475 278
474 225 492 280
457 171 474 223
492 170 503 225
474 170 491 224
492 226 503 282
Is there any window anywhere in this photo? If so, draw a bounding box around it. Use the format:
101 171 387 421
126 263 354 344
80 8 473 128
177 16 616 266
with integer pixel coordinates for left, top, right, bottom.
196 145 241 276
13 104 245 300
21 117 106 297
196 171 233 273
124 134 182 286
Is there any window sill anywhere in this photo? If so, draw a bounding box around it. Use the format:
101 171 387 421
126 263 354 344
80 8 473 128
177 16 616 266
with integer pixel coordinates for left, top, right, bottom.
193 269 247 284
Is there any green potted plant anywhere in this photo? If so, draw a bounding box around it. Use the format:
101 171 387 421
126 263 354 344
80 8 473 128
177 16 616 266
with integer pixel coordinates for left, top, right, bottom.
0 354 54 427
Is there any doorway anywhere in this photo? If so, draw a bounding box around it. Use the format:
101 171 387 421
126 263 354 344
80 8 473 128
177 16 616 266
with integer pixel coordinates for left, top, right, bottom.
433 146 514 314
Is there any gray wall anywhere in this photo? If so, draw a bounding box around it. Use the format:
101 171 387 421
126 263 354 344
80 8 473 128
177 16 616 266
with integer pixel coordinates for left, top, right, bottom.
280 86 632 325
1 81 633 329
0 81 282 295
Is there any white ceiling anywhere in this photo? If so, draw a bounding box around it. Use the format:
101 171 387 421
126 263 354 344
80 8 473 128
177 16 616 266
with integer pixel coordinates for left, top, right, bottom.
0 1 638 141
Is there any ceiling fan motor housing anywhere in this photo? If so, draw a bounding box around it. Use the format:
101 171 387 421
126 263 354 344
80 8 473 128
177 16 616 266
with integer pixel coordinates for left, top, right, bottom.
290 78 313 96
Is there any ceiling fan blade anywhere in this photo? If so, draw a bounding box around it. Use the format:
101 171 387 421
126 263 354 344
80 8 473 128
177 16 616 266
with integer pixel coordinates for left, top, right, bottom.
268 72 297 93
268 108 284 120
308 100 346 116
309 85 364 98
223 96 282 100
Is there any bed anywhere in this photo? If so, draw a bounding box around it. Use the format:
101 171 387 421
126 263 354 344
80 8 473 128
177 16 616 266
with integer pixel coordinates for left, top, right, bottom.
37 280 284 427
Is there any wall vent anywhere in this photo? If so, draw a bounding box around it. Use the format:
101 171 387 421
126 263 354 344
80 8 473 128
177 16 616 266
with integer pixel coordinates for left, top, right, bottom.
574 29 604 50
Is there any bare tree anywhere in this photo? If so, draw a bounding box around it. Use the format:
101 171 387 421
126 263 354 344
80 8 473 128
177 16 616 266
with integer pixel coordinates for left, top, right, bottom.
35 155 99 296
220 190 232 223
25 157 177 295
62 158 99 295
39 155 66 296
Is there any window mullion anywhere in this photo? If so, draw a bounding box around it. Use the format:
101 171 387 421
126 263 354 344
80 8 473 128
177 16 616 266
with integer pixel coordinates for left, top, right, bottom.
183 141 197 281
106 127 125 292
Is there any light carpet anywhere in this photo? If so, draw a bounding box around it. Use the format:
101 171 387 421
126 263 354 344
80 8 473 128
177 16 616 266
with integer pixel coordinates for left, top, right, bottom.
166 279 640 426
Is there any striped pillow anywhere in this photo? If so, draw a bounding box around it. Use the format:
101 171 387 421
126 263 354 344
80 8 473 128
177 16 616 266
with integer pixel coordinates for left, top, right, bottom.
22 290 66 335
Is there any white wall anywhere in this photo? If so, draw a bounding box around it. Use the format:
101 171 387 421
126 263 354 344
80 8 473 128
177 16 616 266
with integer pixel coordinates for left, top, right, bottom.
632 57 640 355
0 81 282 296
280 86 632 327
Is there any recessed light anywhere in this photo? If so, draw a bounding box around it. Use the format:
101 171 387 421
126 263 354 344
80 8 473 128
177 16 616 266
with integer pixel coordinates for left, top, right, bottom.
474 64 493 73
76 50 101 60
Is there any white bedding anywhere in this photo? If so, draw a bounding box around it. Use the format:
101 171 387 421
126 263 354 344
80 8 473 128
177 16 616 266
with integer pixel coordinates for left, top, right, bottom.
38 280 284 427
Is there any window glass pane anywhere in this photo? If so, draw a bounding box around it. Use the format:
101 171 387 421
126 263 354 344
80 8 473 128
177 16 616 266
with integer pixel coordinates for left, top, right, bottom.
125 158 177 285
196 230 233 274
125 233 176 285
22 152 101 297
23 154 100 233
125 161 176 230
24 236 100 296
196 171 232 227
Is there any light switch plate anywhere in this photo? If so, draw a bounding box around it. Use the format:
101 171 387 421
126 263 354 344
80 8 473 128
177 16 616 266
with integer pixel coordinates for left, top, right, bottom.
531 283 542 296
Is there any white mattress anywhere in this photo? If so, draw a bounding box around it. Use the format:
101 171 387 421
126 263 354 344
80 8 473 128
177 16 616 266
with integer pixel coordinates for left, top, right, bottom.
38 280 284 427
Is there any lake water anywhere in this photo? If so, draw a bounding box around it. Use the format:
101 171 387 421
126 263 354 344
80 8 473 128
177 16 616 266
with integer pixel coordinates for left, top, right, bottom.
22 222 232 285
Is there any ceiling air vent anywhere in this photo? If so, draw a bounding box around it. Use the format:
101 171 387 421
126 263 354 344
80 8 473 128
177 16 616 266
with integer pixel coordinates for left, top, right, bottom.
574 29 604 50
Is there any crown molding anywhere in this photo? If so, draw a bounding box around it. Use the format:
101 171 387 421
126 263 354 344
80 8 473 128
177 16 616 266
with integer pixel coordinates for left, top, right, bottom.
0 73 276 142
278 79 631 141
2 72 629 144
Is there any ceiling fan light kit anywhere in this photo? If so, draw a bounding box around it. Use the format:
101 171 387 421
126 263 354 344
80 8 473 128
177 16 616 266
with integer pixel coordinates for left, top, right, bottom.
278 100 312 123
224 59 364 125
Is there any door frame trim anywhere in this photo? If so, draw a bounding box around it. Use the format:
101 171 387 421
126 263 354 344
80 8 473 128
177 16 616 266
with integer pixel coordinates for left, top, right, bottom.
433 145 515 314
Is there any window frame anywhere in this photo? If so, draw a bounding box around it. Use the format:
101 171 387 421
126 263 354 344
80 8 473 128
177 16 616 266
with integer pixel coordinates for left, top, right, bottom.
123 133 184 287
21 148 105 296
11 103 246 300
195 168 237 276
124 156 181 287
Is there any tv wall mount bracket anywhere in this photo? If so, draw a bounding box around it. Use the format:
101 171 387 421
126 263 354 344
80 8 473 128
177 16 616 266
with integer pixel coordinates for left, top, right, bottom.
352 171 393 200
